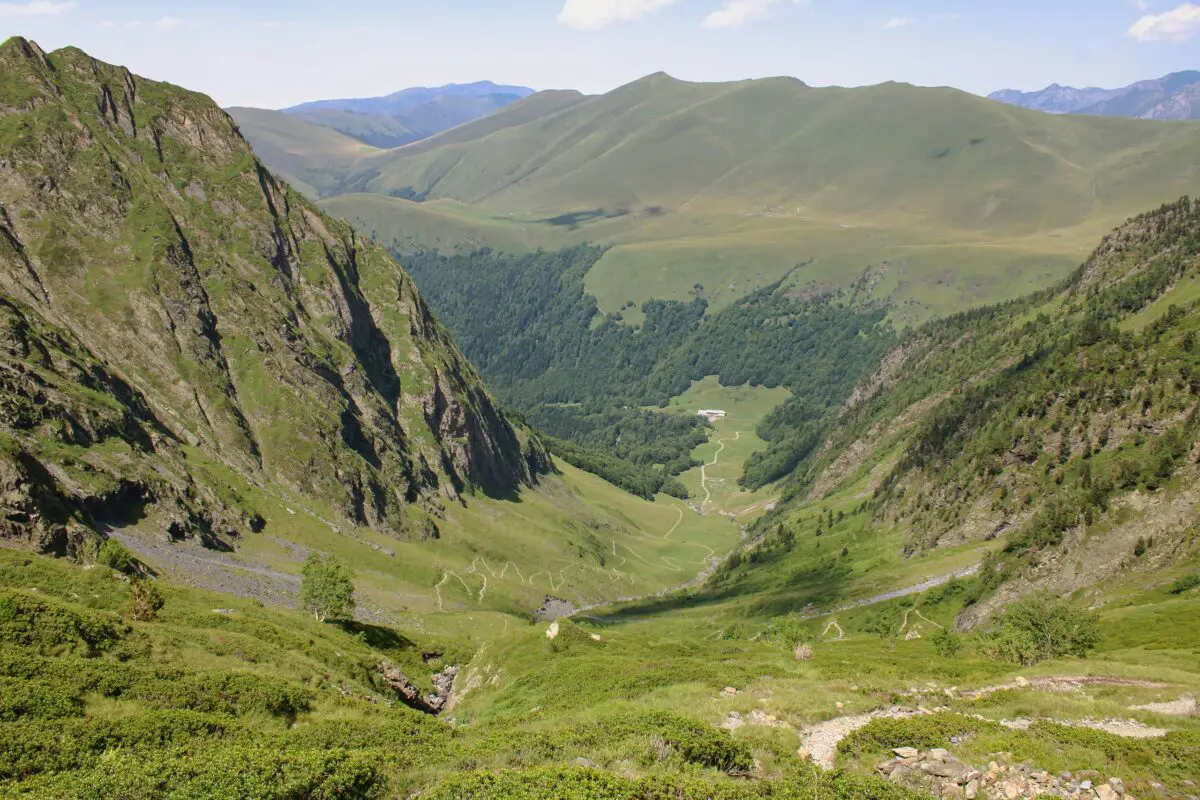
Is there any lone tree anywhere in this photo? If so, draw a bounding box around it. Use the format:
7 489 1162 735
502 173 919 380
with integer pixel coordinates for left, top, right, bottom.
301 554 356 623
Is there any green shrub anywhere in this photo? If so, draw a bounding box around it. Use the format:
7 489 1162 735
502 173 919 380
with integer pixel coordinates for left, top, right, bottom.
1168 573 1200 594
762 614 815 649
977 593 1099 665
96 540 136 575
15 744 382 799
839 713 999 759
0 711 234 779
0 592 125 655
128 579 164 622
0 678 82 721
423 765 927 800
0 648 310 719
930 627 963 657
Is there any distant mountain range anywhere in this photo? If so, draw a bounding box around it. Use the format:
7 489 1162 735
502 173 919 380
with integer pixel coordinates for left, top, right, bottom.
261 81 535 149
989 70 1200 120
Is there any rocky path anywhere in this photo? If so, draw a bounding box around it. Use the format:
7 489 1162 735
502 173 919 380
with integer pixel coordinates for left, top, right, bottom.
790 674 1179 772
801 563 982 619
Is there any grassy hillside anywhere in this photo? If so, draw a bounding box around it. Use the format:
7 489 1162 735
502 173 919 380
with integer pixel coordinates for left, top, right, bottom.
226 107 379 198
295 74 1200 328
724 198 1200 627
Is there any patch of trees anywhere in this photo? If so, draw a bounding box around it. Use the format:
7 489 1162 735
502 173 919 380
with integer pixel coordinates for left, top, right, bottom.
544 436 688 500
402 246 896 496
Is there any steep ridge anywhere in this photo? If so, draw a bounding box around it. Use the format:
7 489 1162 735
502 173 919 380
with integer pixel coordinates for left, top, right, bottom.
0 38 549 557
742 198 1200 622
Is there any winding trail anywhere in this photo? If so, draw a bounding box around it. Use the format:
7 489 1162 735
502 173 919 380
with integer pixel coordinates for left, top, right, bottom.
662 506 684 539
700 432 740 507
435 427 753 615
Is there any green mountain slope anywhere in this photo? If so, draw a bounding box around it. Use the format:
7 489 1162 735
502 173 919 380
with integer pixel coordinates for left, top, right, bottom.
0 37 551 553
225 107 380 198
293 73 1200 329
352 73 1199 231
719 198 1200 625
238 82 539 155
287 107 422 150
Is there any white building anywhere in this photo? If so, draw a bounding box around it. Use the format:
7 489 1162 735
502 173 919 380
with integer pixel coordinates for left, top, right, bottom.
698 409 727 422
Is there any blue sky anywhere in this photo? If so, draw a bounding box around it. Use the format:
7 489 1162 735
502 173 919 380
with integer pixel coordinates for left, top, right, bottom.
1 0 1197 107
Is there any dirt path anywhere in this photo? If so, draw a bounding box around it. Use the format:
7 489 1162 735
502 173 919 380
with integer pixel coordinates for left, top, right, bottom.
700 432 740 507
662 506 684 539
802 563 981 619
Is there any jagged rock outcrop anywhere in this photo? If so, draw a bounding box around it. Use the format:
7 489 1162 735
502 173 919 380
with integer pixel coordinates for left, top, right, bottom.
375 659 458 714
0 37 550 553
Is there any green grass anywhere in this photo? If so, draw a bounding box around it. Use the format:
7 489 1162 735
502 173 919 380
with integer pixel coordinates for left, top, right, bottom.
660 377 793 517
285 75 1200 330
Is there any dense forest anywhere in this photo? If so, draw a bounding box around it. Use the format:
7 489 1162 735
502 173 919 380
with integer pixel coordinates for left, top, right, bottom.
401 246 895 496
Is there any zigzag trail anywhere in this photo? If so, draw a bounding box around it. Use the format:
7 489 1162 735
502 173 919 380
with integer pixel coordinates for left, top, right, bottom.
434 427 752 613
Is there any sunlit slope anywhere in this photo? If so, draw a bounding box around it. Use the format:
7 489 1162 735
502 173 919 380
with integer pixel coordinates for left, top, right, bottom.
227 106 379 198
351 74 1200 234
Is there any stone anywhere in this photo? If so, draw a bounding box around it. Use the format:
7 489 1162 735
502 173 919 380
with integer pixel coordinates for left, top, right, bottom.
575 757 596 768
1081 780 1094 791
1110 778 1126 795
894 747 920 759
1078 771 1101 780
928 748 950 760
922 760 968 780
796 747 811 761
835 702 844 709
1015 676 1030 687
722 686 738 695
1097 786 1119 800
965 779 980 799
1001 780 1022 799
888 766 912 783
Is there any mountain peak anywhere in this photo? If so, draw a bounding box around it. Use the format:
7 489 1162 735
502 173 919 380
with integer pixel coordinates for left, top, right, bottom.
990 70 1200 119
0 35 49 68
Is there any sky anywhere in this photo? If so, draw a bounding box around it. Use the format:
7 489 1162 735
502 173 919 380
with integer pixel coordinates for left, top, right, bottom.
1 0 1197 108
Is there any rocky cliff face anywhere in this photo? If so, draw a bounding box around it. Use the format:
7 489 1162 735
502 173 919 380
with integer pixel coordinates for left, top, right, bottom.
0 38 550 554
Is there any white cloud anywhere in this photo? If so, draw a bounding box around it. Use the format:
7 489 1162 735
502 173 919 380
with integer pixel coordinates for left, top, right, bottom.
0 1 74 18
702 0 778 29
258 21 295 30
558 0 678 30
1129 2 1200 41
153 16 183 30
883 16 915 29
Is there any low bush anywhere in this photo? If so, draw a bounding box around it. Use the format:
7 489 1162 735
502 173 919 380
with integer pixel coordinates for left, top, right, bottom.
13 744 382 800
95 540 136 575
0 711 234 780
838 713 1000 759
977 593 1099 666
930 627 963 657
128 579 164 622
1168 574 1200 594
423 765 927 800
0 592 125 656
0 678 82 721
0 649 310 719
